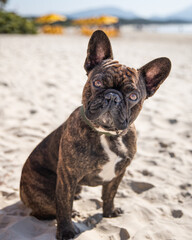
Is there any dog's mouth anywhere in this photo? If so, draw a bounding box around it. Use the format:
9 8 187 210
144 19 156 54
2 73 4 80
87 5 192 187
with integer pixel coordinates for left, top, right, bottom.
95 111 128 131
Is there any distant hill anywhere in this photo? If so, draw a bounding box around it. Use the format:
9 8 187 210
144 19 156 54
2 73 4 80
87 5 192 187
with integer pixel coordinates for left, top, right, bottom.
66 7 138 19
26 5 192 24
150 5 192 22
66 6 192 23
167 5 192 21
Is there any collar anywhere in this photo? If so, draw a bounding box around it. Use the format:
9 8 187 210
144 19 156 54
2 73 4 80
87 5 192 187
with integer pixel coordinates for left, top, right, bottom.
80 106 119 137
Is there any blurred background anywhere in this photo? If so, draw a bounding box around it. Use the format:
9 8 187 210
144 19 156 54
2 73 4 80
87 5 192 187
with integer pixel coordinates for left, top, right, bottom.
1 0 192 34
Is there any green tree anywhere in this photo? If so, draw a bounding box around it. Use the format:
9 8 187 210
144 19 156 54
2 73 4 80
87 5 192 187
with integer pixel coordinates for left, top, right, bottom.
0 11 37 34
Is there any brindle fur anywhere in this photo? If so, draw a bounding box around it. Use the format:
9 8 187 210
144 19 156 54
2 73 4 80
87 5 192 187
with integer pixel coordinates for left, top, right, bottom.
20 30 171 240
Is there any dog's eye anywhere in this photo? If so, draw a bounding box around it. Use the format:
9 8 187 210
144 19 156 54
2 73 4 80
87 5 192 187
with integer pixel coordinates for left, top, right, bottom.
129 93 138 101
93 80 102 88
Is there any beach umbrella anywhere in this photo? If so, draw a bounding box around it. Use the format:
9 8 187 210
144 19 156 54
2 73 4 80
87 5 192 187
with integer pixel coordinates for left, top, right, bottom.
73 15 119 37
73 15 118 26
36 14 67 24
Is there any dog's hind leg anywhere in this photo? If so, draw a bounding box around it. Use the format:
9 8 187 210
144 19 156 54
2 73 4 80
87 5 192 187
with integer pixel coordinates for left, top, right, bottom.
20 162 57 220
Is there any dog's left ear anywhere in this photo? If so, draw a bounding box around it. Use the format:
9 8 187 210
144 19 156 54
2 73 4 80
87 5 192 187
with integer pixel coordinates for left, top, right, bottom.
84 30 113 73
139 57 171 98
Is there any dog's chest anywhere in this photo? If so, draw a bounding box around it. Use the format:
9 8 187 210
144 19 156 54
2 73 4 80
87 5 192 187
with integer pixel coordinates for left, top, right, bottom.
99 135 127 181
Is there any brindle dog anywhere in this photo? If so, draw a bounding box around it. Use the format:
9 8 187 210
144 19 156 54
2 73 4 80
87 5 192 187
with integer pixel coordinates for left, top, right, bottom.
20 30 171 240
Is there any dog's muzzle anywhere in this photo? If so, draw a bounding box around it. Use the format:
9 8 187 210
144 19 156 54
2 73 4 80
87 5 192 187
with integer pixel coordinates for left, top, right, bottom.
104 89 122 108
99 89 128 130
85 89 128 131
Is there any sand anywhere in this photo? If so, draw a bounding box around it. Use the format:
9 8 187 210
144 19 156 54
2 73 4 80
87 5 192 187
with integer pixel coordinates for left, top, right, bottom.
0 27 192 240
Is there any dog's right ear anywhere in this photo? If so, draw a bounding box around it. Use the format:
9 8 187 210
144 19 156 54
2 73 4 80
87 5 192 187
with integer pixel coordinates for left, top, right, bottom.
84 30 113 74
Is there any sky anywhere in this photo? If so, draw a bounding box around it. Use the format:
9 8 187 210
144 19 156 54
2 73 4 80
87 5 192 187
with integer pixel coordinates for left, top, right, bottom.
4 0 192 18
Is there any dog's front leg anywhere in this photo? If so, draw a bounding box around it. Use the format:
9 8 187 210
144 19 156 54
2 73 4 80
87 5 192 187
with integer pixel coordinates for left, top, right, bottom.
102 171 125 217
56 165 77 240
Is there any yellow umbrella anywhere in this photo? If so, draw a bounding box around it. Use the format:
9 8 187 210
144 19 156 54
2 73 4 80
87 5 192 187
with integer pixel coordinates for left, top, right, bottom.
73 15 118 26
36 14 67 24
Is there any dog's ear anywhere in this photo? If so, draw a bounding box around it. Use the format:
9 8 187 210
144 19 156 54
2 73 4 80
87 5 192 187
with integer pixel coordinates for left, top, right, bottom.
139 57 171 98
84 30 113 73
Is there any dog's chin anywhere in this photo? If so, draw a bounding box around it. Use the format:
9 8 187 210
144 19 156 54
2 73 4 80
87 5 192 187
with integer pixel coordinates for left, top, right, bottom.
94 112 128 132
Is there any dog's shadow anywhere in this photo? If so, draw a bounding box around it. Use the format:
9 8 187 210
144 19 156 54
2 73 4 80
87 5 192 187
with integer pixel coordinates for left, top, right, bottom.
0 201 103 240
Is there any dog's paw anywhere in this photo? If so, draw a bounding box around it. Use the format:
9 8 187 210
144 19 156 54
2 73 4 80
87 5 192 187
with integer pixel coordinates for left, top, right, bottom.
103 207 124 218
72 210 80 218
56 227 76 240
74 194 81 200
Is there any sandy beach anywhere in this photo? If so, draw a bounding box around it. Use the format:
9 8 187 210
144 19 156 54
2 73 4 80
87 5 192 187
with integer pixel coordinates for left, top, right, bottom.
0 28 192 240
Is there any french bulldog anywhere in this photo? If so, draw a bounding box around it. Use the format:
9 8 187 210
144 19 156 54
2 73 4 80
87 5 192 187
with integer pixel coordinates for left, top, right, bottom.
20 30 171 240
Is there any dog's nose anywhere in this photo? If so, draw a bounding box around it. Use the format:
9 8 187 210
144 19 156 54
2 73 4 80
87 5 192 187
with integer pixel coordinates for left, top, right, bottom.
105 92 121 103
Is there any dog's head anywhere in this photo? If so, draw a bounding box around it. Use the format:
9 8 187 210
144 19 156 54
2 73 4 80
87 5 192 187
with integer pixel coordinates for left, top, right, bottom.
82 30 171 134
